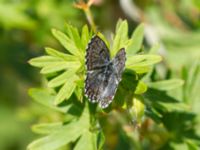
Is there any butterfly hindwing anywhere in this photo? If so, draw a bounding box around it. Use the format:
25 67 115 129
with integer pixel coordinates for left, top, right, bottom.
112 48 126 81
98 48 126 108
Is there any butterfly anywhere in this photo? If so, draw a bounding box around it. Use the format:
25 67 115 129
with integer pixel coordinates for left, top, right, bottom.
85 35 126 108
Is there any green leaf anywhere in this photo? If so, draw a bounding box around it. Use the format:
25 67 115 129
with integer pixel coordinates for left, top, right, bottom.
157 102 189 112
45 47 78 61
149 43 160 54
28 104 90 150
65 23 82 51
40 61 81 74
32 122 63 135
126 23 145 55
81 25 90 50
97 32 110 49
134 81 147 94
48 69 77 88
29 56 63 68
54 75 79 105
52 29 81 57
97 131 105 150
148 79 184 91
28 88 71 113
27 121 83 150
126 54 162 73
112 20 129 57
129 97 145 123
74 131 97 150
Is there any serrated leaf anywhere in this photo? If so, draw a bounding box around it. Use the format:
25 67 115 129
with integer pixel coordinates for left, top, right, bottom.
48 69 77 88
32 122 63 135
112 20 128 57
52 29 81 57
28 88 71 113
54 75 79 105
126 23 145 55
40 61 80 74
45 47 78 61
148 79 184 91
29 56 63 67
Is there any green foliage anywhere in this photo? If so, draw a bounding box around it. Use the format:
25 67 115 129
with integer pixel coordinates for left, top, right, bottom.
28 20 200 150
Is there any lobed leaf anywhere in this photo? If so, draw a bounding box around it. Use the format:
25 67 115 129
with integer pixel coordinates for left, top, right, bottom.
48 69 77 88
112 20 129 57
126 23 145 55
81 25 90 50
126 54 162 73
32 122 63 135
29 56 63 68
27 121 83 150
28 104 90 150
65 23 82 51
52 29 81 57
134 81 147 94
45 47 78 61
28 88 71 113
54 75 79 105
40 61 81 74
74 131 97 150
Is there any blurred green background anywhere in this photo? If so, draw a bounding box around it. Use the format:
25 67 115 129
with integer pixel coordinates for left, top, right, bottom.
0 0 200 150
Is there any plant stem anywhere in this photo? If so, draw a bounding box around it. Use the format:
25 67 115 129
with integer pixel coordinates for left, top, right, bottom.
84 7 97 33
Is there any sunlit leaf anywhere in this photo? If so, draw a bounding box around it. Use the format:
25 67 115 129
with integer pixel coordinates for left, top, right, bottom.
52 29 81 57
134 81 147 94
54 75 79 105
74 131 97 150
149 43 160 54
40 61 80 74
126 54 162 73
81 25 90 50
28 104 90 150
126 23 144 55
32 122 63 135
28 88 71 113
45 47 78 61
48 69 77 88
112 20 129 57
29 56 63 68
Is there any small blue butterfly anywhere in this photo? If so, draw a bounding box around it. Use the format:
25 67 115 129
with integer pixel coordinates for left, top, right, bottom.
85 35 126 108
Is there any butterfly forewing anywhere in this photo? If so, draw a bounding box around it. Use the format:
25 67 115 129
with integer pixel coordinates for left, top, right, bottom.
86 35 110 70
85 35 126 108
